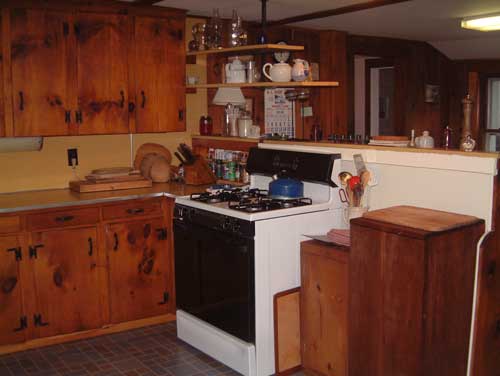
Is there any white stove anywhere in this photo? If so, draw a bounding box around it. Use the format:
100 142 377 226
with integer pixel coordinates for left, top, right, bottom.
174 145 343 376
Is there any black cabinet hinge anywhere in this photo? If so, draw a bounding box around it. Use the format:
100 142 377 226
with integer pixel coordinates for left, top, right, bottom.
74 23 80 37
63 22 69 37
158 292 169 305
13 316 28 332
33 314 49 327
156 228 167 240
177 29 183 41
75 110 83 124
7 247 22 261
65 110 71 124
29 244 44 259
178 110 184 121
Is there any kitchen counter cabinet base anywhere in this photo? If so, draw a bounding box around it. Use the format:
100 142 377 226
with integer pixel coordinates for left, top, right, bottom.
349 206 485 376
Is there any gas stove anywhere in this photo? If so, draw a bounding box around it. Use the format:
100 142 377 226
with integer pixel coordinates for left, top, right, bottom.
189 188 313 213
175 145 343 376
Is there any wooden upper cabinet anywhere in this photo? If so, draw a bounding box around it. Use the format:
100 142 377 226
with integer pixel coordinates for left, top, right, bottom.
75 12 129 135
31 227 102 338
134 16 185 133
0 13 5 137
10 8 74 136
0 236 26 346
106 217 172 323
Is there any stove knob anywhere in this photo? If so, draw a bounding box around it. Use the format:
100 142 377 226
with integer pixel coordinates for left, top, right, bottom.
231 221 241 233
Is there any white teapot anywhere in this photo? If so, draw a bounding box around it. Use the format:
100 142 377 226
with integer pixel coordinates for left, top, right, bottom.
262 62 291 82
225 57 246 83
291 59 310 82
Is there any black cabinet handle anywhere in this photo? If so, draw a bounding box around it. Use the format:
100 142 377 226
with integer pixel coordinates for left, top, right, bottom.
88 237 93 256
126 208 144 215
65 110 71 124
158 292 169 305
29 244 44 259
141 91 146 108
19 91 24 111
55 215 74 223
120 90 125 108
75 110 83 124
178 110 184 121
128 102 136 113
113 233 119 251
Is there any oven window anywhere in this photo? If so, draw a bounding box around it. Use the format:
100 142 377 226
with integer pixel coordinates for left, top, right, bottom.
174 220 255 342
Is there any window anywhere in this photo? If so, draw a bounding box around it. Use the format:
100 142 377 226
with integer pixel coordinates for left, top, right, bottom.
485 77 500 152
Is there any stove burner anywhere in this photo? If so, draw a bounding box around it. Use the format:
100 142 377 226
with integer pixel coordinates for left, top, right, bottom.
190 188 312 213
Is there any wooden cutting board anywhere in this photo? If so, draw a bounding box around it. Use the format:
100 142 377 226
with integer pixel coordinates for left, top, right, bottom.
69 178 152 193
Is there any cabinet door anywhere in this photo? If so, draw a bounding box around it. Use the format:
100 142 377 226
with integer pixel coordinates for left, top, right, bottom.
0 236 26 346
301 245 348 376
134 16 185 133
106 218 171 323
10 8 74 136
75 12 129 134
31 227 101 338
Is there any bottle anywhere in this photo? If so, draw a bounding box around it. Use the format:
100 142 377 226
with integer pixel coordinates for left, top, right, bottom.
409 129 416 147
442 126 452 149
230 10 242 47
310 121 323 141
208 8 222 49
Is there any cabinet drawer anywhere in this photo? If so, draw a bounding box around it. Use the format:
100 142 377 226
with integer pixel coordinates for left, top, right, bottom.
102 199 162 220
0 216 22 234
27 207 99 230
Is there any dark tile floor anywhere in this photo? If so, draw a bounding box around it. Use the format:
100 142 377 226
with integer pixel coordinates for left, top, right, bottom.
0 322 240 376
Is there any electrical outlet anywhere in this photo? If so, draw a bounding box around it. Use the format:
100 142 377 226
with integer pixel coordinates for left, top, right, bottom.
67 148 78 167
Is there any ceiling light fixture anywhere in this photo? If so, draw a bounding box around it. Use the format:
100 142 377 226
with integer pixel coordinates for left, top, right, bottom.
461 13 500 32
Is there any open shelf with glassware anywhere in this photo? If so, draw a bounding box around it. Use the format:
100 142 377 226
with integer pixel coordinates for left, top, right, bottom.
187 81 339 89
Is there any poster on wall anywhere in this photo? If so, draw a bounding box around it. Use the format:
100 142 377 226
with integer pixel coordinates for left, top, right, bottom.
264 89 295 138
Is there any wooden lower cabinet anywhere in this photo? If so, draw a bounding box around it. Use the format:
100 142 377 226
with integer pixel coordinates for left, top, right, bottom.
300 240 349 376
30 227 102 338
106 217 172 323
0 235 26 346
0 197 174 354
349 206 485 376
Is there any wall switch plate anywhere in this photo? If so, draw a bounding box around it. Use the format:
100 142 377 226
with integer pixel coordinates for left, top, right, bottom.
67 148 78 167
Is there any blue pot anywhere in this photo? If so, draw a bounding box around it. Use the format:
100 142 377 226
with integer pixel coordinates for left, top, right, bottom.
269 175 304 199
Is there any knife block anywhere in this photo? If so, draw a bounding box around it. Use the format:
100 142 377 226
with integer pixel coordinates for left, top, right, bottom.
184 156 217 185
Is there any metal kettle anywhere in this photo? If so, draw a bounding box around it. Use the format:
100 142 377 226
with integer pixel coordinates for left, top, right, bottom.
269 171 304 199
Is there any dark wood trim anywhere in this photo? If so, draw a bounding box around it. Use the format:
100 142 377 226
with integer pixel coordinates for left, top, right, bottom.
268 0 410 27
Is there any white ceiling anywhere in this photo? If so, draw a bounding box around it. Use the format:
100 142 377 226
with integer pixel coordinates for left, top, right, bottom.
151 0 500 60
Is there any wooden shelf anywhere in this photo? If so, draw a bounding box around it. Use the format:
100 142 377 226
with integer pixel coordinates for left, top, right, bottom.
186 43 304 56
186 81 339 89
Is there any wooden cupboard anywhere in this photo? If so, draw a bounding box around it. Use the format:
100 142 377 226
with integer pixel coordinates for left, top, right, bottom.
106 217 172 323
0 196 175 355
1 1 186 137
133 16 185 133
0 235 26 346
349 206 485 376
30 227 102 338
300 240 348 376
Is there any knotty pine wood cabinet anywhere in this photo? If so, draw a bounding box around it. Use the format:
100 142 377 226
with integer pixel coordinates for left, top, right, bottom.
0 196 175 354
349 206 485 376
30 227 102 338
1 2 186 137
0 235 26 346
300 240 348 376
133 16 185 133
106 217 173 323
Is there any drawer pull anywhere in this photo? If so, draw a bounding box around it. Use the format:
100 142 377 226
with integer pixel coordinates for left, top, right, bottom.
88 237 93 256
141 90 146 108
113 233 119 251
55 215 74 223
126 208 144 215
120 90 125 108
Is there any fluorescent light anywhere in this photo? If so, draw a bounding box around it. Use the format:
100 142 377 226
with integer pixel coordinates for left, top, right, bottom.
461 13 500 31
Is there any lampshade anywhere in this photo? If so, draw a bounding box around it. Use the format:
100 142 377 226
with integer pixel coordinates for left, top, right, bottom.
461 13 500 31
212 88 246 106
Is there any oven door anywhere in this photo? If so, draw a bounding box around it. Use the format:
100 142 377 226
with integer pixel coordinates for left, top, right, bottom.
174 217 255 343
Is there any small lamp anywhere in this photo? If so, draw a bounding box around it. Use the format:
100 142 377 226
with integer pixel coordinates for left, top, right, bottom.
213 88 246 136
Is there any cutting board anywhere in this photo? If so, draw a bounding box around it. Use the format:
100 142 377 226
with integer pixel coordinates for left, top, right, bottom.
69 178 152 193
